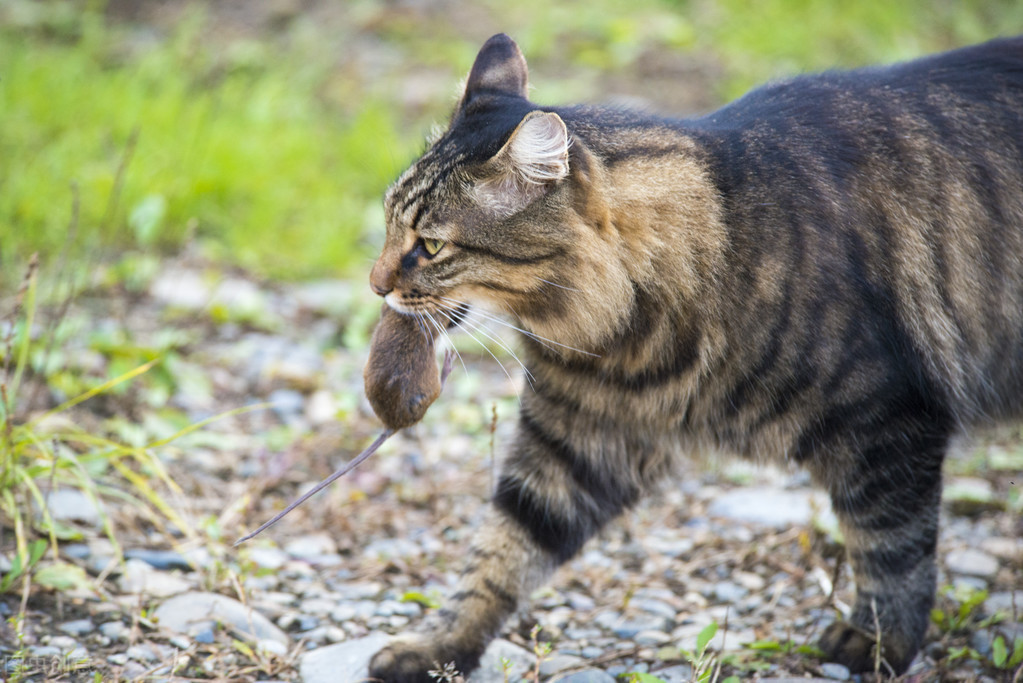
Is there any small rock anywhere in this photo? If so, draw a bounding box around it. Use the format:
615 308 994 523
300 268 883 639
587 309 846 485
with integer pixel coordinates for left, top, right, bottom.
550 671 617 683
284 533 337 560
566 591 596 611
306 390 339 425
299 633 391 683
474 639 534 683
107 653 128 665
153 591 289 645
707 487 834 529
29 645 62 657
257 639 289 657
58 619 94 637
711 581 748 604
979 537 1021 563
634 630 672 646
37 488 103 527
119 558 192 597
99 621 128 641
648 664 694 683
248 546 290 570
124 548 192 571
946 548 1000 579
820 662 851 680
126 643 159 662
540 653 586 677
612 616 675 639
268 388 306 420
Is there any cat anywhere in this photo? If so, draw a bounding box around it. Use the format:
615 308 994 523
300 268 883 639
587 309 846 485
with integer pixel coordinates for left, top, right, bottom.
363 33 1023 681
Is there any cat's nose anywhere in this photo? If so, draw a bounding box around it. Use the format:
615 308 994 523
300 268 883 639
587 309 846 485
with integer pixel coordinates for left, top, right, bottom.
369 259 397 297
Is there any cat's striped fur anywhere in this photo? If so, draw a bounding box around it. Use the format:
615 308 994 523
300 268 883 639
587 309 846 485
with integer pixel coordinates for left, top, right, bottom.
365 34 1023 681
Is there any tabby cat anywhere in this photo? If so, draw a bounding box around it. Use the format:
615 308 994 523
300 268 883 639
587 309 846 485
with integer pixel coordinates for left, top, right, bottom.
364 34 1023 681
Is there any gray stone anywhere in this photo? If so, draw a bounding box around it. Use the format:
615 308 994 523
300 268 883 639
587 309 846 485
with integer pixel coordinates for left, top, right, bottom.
248 546 290 570
284 533 337 559
712 581 748 604
473 639 533 683
299 633 393 683
630 598 678 620
634 630 672 646
540 653 586 677
58 619 94 636
119 558 192 597
153 591 289 645
612 616 674 639
946 548 1000 579
550 670 617 683
127 643 159 662
648 664 693 682
124 548 192 571
37 488 104 527
269 388 306 419
99 621 128 641
819 662 851 680
708 487 836 529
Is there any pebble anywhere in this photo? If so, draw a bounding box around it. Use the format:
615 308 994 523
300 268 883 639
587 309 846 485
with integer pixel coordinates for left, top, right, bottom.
650 664 694 682
298 633 391 683
550 671 617 683
97 620 126 640
946 548 1000 579
37 488 104 527
119 558 192 597
126 643 159 662
124 548 192 571
819 662 851 680
58 618 95 636
707 487 834 529
285 533 338 560
153 591 290 645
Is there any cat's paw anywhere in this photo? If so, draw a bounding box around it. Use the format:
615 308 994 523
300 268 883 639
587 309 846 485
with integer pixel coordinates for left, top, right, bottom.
368 637 467 683
818 621 916 675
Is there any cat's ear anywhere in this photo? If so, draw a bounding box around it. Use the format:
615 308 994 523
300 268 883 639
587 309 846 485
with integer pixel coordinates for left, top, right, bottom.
476 110 570 213
462 33 529 103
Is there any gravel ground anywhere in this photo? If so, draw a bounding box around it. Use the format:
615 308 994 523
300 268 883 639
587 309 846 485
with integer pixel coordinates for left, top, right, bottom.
1 258 1020 682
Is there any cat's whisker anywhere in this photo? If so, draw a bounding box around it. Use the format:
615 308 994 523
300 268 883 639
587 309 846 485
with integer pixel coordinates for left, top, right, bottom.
436 296 599 358
450 310 536 389
536 277 581 293
436 308 523 400
423 310 468 378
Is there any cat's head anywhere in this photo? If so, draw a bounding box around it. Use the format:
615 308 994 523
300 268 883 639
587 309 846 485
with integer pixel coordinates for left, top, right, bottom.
369 34 628 353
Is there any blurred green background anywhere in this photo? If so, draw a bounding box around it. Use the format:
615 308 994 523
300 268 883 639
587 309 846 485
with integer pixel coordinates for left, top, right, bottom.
2 0 1021 284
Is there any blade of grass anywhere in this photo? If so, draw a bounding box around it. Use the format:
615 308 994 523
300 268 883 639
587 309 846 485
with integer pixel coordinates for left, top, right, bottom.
27 357 160 426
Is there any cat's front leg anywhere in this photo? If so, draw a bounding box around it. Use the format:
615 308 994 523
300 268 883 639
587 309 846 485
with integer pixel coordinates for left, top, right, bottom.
369 410 640 682
367 509 554 682
815 426 947 675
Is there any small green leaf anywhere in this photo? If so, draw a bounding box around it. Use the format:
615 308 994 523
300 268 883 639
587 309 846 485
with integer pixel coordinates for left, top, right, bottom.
625 673 666 683
722 677 741 683
1009 636 1023 668
696 621 718 655
129 194 167 246
34 562 90 591
992 635 1007 668
747 640 783 651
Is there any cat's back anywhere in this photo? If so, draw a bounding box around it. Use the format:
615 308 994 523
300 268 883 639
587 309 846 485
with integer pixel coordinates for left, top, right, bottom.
683 36 1023 425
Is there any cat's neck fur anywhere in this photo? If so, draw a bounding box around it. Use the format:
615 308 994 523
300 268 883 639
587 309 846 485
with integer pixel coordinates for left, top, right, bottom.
522 117 728 369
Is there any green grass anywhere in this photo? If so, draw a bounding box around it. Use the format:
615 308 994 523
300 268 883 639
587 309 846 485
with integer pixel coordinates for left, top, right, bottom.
2 0 1019 282
0 7 415 281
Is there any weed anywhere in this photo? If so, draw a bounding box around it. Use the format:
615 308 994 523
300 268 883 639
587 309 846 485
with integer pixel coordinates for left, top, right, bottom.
931 584 1002 635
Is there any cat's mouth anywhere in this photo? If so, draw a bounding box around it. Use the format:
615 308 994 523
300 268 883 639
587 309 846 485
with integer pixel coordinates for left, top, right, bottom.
385 290 470 329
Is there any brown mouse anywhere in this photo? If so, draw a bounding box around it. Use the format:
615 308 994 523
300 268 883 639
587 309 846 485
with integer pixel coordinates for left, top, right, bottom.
363 305 443 430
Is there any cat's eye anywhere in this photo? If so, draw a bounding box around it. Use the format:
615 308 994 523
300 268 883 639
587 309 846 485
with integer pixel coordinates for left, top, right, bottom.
422 238 445 256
